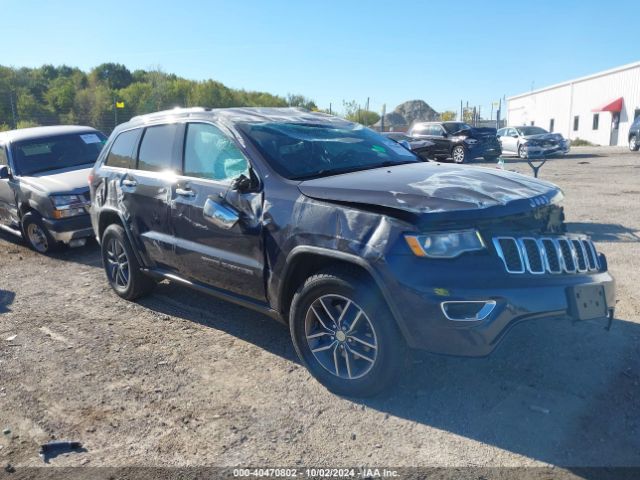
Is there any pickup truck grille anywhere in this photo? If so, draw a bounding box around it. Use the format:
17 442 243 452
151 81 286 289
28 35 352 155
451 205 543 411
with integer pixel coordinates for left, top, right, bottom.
493 236 599 274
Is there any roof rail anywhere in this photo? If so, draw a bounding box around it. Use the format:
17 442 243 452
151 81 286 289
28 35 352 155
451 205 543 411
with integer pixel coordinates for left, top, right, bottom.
129 106 211 123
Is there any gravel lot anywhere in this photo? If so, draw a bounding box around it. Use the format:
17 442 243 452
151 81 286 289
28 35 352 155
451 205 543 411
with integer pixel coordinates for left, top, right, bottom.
0 147 639 470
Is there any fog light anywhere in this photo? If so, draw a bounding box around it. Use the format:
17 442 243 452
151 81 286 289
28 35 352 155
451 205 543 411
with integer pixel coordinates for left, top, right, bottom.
441 300 496 321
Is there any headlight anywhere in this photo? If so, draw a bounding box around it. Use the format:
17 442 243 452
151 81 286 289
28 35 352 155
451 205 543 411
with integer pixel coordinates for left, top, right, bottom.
404 230 486 258
50 194 87 219
451 136 477 144
51 194 82 207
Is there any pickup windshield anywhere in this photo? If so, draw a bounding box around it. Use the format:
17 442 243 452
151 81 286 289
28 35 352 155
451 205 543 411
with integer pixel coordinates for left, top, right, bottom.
11 132 106 176
238 122 419 180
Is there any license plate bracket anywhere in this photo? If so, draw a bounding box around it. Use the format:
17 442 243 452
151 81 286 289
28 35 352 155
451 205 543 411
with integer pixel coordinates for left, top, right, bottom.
567 284 607 320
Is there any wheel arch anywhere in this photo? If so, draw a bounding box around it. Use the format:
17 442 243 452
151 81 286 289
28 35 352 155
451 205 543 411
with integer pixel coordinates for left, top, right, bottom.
277 246 408 338
97 208 148 268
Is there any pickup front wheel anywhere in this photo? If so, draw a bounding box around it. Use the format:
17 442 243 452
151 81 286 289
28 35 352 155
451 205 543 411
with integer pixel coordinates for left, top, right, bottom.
289 269 405 397
22 212 57 254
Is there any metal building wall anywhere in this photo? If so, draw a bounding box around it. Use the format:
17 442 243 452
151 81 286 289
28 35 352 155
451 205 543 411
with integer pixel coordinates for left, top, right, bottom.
507 62 640 146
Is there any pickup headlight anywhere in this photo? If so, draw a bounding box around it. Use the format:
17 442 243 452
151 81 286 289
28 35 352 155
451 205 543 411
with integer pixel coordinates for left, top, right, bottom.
50 194 87 219
404 230 486 258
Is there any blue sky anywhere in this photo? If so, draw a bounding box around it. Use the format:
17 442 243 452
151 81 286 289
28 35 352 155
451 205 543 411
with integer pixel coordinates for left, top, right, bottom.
3 0 638 117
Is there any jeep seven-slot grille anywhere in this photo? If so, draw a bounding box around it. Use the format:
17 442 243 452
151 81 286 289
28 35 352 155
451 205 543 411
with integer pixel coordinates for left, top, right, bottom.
493 236 600 274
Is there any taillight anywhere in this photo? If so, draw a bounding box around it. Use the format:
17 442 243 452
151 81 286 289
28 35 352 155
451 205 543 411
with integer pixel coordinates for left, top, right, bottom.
88 173 93 185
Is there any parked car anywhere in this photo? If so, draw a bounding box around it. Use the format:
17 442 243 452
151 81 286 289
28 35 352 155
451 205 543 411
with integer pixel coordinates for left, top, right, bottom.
497 126 571 159
629 116 640 151
0 125 107 253
407 121 501 163
381 132 436 161
90 107 615 397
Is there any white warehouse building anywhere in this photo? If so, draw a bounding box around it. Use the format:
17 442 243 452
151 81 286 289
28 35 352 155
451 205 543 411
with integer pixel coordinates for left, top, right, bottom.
507 61 640 146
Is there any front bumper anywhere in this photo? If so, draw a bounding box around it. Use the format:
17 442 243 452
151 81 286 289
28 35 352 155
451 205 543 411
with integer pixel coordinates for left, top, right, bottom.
526 142 571 157
378 255 615 356
467 142 502 159
43 215 94 244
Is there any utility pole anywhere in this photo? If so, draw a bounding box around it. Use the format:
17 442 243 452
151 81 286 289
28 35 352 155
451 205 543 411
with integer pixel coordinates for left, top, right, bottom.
381 104 386 132
329 103 332 115
460 100 463 122
113 97 118 130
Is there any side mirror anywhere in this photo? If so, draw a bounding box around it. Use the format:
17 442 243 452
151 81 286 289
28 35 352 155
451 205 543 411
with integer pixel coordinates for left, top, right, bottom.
203 197 239 230
511 133 519 138
0 166 10 179
232 173 252 193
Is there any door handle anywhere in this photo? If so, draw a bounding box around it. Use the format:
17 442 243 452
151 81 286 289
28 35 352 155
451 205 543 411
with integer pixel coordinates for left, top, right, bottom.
175 187 195 197
122 179 137 188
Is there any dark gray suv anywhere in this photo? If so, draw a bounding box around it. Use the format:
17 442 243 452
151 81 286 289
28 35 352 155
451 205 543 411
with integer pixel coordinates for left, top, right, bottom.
89 107 615 397
0 126 106 253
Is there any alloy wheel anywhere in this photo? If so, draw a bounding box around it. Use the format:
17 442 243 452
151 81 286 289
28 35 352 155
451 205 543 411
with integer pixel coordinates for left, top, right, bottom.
304 294 378 380
452 147 465 163
518 145 528 159
26 223 48 253
105 238 130 289
630 136 637 151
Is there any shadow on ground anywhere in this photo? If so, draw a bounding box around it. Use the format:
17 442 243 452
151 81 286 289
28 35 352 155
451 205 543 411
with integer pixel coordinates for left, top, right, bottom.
136 281 639 469
0 229 102 268
567 222 640 243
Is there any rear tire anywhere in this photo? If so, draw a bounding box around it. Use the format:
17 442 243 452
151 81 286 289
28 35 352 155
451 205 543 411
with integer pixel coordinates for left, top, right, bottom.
101 224 155 300
289 268 406 397
630 135 639 151
21 211 58 254
452 146 467 163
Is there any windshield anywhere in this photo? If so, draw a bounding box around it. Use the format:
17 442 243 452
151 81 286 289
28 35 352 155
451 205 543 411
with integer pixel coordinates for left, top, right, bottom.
11 132 106 176
442 122 472 134
238 122 419 180
517 126 548 136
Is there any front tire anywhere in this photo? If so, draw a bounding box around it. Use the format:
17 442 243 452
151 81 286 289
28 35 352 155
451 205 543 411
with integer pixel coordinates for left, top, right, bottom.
518 144 528 159
452 145 467 163
21 212 58 254
630 135 639 151
101 224 155 300
289 268 405 397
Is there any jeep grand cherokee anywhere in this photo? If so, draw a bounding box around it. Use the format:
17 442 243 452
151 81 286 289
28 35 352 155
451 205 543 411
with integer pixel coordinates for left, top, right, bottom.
89 107 615 397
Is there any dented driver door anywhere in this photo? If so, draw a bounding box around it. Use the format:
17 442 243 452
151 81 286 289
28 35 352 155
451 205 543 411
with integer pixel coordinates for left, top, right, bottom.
171 122 266 302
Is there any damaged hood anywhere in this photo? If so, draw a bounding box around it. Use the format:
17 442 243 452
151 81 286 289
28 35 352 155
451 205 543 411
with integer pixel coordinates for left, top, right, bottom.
298 163 562 220
19 166 92 195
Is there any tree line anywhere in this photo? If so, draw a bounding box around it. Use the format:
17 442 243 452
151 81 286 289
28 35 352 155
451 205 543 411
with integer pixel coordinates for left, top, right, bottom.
0 63 318 133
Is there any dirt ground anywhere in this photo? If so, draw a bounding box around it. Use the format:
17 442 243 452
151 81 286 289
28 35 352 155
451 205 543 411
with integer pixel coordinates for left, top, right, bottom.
0 147 639 471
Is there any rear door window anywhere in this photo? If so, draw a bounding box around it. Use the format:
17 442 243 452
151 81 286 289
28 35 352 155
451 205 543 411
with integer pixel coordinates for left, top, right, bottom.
105 129 140 169
0 146 7 166
137 124 180 173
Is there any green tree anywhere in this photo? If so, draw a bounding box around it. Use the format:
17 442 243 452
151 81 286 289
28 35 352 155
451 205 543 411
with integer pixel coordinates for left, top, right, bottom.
440 110 457 121
92 63 133 90
286 94 317 110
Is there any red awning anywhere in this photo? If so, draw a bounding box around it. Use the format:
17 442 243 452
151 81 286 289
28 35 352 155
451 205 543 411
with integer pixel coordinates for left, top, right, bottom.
592 97 623 112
